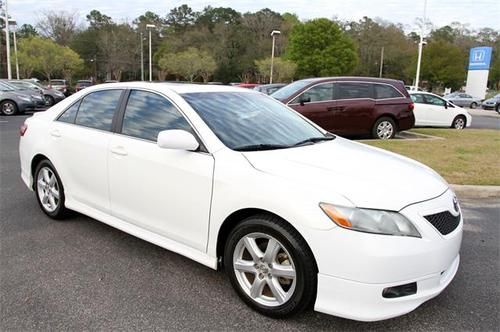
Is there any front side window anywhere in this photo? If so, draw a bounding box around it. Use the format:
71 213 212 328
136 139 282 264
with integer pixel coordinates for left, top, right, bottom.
57 101 81 123
375 84 402 99
183 92 329 150
290 83 334 104
336 83 374 100
75 90 123 131
121 90 192 141
424 94 446 106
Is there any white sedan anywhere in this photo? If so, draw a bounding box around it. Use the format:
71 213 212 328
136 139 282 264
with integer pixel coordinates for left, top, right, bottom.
19 82 462 321
410 91 472 129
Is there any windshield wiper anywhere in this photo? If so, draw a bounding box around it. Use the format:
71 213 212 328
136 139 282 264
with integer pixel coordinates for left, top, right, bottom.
233 144 291 151
293 135 335 147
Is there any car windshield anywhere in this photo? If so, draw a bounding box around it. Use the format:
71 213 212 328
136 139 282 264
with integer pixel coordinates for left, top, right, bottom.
270 80 312 100
182 92 332 151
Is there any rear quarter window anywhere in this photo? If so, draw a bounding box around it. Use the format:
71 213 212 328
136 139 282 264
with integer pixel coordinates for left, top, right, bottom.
375 84 403 99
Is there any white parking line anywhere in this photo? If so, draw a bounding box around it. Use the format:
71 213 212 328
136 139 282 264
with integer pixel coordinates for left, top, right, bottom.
0 120 8 123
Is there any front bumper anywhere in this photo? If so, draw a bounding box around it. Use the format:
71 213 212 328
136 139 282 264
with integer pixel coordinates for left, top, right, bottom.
309 189 462 321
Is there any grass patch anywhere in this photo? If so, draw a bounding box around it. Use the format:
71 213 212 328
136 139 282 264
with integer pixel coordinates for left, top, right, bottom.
363 129 500 185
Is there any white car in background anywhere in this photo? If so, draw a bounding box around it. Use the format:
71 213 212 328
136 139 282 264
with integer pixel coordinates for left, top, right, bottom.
19 82 462 321
410 91 472 129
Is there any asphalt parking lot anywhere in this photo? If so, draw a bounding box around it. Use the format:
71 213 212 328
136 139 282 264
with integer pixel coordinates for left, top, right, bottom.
1 114 499 331
468 108 500 130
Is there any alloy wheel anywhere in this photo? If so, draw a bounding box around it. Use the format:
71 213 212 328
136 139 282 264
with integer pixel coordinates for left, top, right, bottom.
36 166 61 213
2 102 16 115
233 232 296 307
454 118 465 129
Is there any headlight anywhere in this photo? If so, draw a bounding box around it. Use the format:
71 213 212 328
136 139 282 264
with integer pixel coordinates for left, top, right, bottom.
319 203 421 238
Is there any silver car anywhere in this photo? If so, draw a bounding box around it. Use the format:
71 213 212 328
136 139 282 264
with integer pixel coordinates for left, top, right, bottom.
443 92 482 109
10 80 66 106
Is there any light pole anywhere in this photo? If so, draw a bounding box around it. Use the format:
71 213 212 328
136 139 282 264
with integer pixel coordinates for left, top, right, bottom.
270 30 280 84
2 0 12 79
10 19 19 80
414 0 428 90
379 46 384 78
146 24 155 82
140 32 144 81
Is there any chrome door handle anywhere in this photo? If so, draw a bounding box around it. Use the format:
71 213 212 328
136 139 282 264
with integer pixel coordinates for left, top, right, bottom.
50 129 61 138
110 146 128 156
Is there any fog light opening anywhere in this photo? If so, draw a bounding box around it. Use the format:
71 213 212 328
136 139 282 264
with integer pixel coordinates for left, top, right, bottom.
382 282 417 298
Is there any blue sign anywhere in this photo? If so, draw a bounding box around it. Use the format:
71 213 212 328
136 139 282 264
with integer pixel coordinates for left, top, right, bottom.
468 47 492 70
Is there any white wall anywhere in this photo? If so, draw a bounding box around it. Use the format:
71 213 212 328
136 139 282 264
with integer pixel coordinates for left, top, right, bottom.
465 70 489 99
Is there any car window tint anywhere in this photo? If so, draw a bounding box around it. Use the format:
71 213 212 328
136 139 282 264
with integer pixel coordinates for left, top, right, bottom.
336 83 373 99
410 94 425 104
121 90 192 141
75 90 122 131
459 94 468 98
375 84 402 99
424 94 446 106
57 101 81 123
291 83 334 103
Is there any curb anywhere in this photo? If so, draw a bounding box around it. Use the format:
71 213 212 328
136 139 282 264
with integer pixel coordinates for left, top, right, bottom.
451 184 500 199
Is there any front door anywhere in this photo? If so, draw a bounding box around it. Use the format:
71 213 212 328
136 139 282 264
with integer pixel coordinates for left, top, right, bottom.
108 90 214 251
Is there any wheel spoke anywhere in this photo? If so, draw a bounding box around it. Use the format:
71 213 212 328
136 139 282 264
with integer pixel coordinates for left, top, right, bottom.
38 178 46 187
271 264 296 279
243 237 264 262
42 193 49 204
43 169 50 183
48 195 57 209
49 174 56 186
250 276 266 298
50 188 60 199
234 259 256 274
267 278 286 304
263 238 280 263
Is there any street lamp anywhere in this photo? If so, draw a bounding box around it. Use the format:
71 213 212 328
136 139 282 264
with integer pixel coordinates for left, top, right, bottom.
9 19 19 80
270 30 281 84
1 0 12 79
414 0 428 90
140 32 144 81
146 24 156 82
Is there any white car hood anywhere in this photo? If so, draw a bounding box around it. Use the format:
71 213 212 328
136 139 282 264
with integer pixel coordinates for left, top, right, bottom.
243 138 448 211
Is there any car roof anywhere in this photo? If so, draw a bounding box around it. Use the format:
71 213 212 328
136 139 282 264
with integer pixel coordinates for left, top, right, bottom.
297 76 404 85
79 82 260 95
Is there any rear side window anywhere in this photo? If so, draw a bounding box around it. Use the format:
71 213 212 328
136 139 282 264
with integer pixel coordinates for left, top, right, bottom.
375 84 402 99
410 94 426 104
57 101 80 123
75 90 123 131
121 90 192 141
336 83 373 99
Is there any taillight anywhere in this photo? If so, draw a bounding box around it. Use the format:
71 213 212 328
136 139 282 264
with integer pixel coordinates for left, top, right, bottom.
20 123 28 136
408 102 414 112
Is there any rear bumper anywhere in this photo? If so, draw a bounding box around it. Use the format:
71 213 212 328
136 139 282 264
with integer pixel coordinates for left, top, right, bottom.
315 255 459 321
398 112 415 131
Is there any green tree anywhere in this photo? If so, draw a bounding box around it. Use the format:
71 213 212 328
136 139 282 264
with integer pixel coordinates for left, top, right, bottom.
17 24 38 39
287 18 358 77
60 46 84 81
16 37 42 78
198 50 217 82
255 57 296 82
157 52 180 80
175 47 201 82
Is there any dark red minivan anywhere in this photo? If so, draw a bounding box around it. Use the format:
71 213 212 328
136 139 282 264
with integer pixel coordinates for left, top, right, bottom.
271 77 415 139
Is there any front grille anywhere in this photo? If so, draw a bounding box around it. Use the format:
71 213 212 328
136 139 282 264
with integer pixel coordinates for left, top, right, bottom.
424 211 461 235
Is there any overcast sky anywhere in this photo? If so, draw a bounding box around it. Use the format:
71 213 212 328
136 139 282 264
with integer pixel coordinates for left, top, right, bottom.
9 0 500 31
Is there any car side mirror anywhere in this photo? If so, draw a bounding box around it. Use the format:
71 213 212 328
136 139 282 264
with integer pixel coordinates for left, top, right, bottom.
299 95 311 106
157 130 199 151
444 103 448 109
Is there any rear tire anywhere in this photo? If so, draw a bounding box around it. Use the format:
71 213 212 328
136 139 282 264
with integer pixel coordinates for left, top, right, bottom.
372 117 396 139
224 214 317 318
470 102 478 109
451 116 466 130
1 100 18 116
34 160 70 219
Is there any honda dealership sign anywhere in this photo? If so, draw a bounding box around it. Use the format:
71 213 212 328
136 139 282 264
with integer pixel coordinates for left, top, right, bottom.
465 46 493 99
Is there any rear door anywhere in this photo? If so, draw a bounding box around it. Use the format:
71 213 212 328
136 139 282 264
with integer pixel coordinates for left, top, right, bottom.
50 89 124 213
287 83 335 131
333 82 375 136
410 93 429 126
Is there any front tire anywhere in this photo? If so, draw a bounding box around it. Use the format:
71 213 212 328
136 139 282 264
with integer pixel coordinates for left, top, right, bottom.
34 160 70 219
224 215 317 317
372 117 396 139
1 100 18 116
451 116 466 129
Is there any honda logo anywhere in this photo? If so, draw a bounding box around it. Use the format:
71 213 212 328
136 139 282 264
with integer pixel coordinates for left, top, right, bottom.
473 50 485 62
